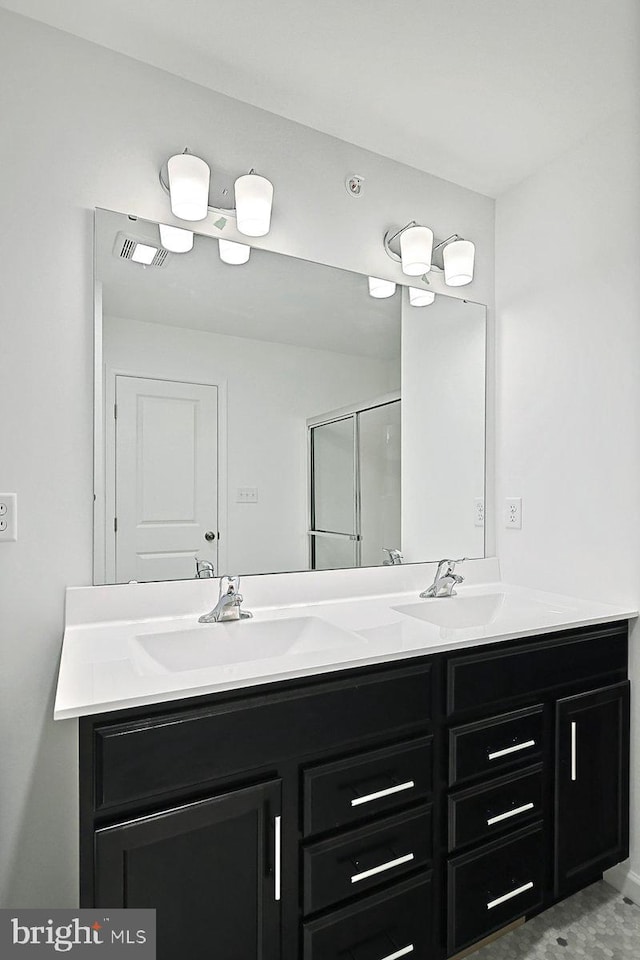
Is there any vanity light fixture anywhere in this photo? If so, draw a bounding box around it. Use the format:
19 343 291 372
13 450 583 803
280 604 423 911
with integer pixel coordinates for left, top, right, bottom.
368 276 397 299
409 287 436 306
384 222 475 287
443 238 475 287
159 224 194 253
219 238 251 265
399 224 434 276
161 149 274 237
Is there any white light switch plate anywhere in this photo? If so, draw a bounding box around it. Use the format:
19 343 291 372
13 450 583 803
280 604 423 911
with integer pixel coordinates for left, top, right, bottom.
0 493 17 541
505 497 522 529
236 487 258 504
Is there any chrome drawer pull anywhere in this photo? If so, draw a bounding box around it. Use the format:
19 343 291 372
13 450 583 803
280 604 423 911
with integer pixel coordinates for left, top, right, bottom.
274 815 281 902
351 780 415 807
379 946 414 960
487 802 535 826
571 721 577 781
488 739 535 761
487 880 534 910
351 852 414 884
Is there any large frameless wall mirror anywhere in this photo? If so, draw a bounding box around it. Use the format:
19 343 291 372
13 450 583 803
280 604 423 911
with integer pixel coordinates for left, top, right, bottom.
93 208 486 584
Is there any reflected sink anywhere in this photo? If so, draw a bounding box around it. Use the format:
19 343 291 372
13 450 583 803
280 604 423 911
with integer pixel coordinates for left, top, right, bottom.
393 593 505 629
131 616 361 675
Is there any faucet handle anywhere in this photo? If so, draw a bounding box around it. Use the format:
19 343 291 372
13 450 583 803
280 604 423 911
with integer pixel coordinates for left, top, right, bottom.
219 574 241 596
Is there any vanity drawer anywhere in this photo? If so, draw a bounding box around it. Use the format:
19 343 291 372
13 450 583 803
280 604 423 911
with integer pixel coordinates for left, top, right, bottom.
303 872 433 960
446 623 628 716
448 765 543 852
449 706 543 786
303 736 433 837
94 664 432 810
447 823 544 955
303 805 432 914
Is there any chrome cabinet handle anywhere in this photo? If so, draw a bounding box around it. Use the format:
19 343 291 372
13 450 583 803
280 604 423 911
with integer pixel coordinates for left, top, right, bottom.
487 802 535 826
204 530 216 541
274 816 281 902
487 880 534 910
351 780 415 807
379 947 414 960
488 739 536 761
350 852 414 884
571 721 577 781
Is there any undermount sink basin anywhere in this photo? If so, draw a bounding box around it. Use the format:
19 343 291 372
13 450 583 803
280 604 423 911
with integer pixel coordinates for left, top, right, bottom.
131 616 361 675
393 593 506 629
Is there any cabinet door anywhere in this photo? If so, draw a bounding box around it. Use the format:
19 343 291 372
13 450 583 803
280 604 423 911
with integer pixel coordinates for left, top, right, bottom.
555 681 629 896
95 780 281 960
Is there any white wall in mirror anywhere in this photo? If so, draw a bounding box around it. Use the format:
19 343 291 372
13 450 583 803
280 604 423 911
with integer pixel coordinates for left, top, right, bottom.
94 209 486 583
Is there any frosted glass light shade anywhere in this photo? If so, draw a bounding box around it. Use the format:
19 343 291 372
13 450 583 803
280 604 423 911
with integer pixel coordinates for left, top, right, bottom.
409 287 436 306
218 238 251 264
234 173 274 237
399 225 433 276
159 224 194 253
368 276 396 299
443 239 475 286
167 153 210 221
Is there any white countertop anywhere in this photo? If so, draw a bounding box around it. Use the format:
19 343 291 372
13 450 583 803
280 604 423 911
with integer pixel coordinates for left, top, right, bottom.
54 560 637 720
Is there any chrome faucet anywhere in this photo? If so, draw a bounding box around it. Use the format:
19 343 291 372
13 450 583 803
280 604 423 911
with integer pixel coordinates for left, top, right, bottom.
420 558 466 598
195 558 215 579
199 575 253 623
383 547 404 565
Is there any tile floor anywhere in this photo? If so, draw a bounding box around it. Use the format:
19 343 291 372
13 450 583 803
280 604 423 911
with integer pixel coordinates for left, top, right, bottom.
473 882 640 959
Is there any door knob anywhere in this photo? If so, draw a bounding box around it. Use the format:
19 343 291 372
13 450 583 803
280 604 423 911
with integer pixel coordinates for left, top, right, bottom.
204 531 217 542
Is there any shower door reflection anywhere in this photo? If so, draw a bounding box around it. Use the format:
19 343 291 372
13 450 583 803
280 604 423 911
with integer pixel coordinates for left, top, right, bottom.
308 397 401 571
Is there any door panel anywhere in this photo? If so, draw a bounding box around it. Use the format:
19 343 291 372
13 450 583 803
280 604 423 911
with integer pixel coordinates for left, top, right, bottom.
115 376 218 582
555 681 630 896
95 780 281 960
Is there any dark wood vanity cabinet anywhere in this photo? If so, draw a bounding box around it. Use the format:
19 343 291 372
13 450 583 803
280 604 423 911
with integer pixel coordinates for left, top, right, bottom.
80 621 630 960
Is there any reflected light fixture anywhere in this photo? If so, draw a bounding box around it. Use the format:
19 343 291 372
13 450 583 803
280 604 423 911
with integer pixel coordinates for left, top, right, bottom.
219 238 251 265
409 287 436 307
384 222 475 287
161 149 274 237
159 223 194 253
443 239 475 287
130 242 158 265
368 276 397 299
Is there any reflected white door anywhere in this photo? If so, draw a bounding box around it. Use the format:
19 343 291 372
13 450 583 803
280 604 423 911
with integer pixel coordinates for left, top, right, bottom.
114 376 218 583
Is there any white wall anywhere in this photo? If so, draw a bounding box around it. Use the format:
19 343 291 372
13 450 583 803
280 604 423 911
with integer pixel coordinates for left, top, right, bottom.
402 294 486 562
0 9 494 907
103 315 396 575
495 108 640 894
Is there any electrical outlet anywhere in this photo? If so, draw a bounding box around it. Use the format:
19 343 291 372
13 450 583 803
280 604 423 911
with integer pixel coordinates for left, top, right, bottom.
0 494 17 541
474 498 485 527
505 497 522 529
236 487 258 504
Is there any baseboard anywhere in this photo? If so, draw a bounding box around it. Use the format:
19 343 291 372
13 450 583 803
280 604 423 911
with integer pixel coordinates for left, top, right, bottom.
604 862 640 904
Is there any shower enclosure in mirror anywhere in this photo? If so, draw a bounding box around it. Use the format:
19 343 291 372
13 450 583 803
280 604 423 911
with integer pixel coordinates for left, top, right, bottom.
93 208 486 584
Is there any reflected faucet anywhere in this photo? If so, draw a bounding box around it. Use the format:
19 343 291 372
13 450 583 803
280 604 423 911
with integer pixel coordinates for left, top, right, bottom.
195 558 215 579
199 575 253 623
420 558 466 598
383 548 403 565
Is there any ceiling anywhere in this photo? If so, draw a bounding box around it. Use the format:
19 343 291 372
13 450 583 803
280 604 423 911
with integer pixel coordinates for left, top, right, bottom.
96 210 401 360
2 0 637 196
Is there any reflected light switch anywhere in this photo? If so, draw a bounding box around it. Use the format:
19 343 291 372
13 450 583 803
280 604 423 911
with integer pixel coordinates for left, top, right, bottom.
236 487 258 503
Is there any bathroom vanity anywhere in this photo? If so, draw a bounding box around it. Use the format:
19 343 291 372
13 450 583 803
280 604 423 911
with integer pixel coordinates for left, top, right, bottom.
57 574 633 960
